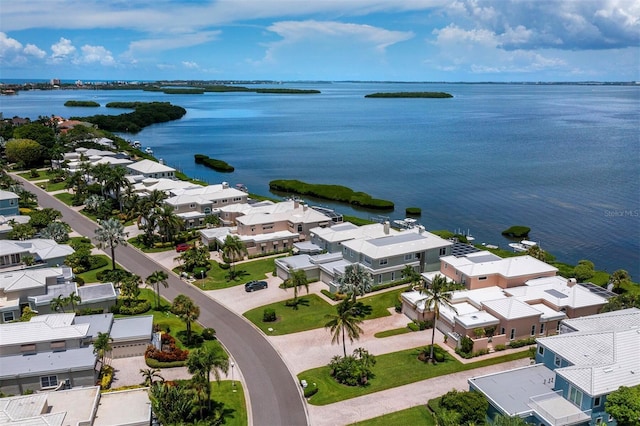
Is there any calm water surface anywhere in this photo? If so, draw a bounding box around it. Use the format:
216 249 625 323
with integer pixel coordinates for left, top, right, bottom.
1 83 638 278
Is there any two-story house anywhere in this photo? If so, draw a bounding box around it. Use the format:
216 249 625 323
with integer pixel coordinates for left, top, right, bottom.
126 159 176 180
469 308 640 425
0 190 19 217
0 239 75 270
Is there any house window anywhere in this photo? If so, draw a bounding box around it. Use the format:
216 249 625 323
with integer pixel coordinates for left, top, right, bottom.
540 323 545 335
21 344 36 354
404 254 413 261
363 257 372 266
2 311 14 322
379 258 388 266
568 386 583 407
297 224 303 232
41 375 58 389
537 346 544 356
439 248 446 256
190 203 196 209
377 275 382 284
554 355 562 367
510 329 516 340
51 341 66 351
391 272 395 281
531 325 536 336
478 276 487 281
500 327 505 335
595 417 602 425
594 396 601 407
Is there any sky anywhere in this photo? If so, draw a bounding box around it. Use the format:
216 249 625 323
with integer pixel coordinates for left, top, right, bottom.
1 0 639 82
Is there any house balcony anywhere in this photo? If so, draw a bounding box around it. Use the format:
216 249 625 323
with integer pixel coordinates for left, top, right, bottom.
528 391 591 426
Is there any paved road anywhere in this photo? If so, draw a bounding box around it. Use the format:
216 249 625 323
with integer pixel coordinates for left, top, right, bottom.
13 176 308 426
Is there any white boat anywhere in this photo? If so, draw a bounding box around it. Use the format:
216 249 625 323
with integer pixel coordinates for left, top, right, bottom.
145 147 153 154
508 240 537 252
132 140 141 148
393 218 418 229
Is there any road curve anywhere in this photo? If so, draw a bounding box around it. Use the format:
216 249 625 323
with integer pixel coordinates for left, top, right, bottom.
13 175 309 426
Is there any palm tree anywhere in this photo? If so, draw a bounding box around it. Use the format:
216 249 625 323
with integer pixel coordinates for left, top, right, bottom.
526 244 547 261
93 331 113 367
287 268 309 305
222 235 248 279
139 189 167 245
67 291 81 312
90 163 112 197
50 294 66 313
120 274 142 305
325 298 364 357
337 263 373 302
421 274 458 363
139 368 164 387
95 217 128 270
171 295 200 344
154 204 182 243
609 269 631 293
40 221 70 243
146 270 169 310
401 264 422 291
175 244 210 273
104 166 131 211
187 346 229 412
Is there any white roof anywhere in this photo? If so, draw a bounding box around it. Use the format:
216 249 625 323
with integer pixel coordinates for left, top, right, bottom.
455 309 501 329
506 276 607 310
440 251 558 278
0 239 74 261
237 202 330 226
341 229 452 259
482 298 542 320
561 308 640 332
133 178 198 194
529 303 566 322
310 222 398 243
128 159 176 174
0 313 90 346
450 286 508 308
0 190 18 201
240 230 298 243
0 267 64 292
540 327 640 396
170 183 247 200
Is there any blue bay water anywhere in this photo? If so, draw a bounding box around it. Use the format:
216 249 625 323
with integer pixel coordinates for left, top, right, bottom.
1 83 638 278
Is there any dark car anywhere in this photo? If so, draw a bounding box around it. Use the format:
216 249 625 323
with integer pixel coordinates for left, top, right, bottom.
175 243 193 252
245 280 268 292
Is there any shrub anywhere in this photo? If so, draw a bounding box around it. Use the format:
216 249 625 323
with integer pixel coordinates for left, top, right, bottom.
473 349 489 357
219 262 230 270
192 266 208 278
303 384 319 398
418 345 447 363
263 308 277 322
111 300 151 315
320 289 348 301
408 322 420 332
509 337 537 348
494 344 507 351
460 335 474 354
100 365 114 390
328 348 376 386
439 389 488 426
74 276 85 286
412 320 433 331
88 255 109 270
145 358 187 368
394 300 402 313
29 168 40 178
77 308 105 316
201 328 216 340
145 334 189 363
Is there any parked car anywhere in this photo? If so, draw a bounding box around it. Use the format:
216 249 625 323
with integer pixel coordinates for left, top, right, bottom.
175 243 193 252
245 280 268 292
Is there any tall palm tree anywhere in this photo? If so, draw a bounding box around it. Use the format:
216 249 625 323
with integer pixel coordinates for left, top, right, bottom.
421 274 458 363
67 291 81 312
401 264 422 291
609 269 631 292
146 270 169 310
337 263 373 302
187 346 229 412
91 163 112 197
95 217 128 270
93 331 113 367
325 299 364 357
287 268 309 305
222 234 248 279
171 295 200 344
104 166 131 211
139 189 167 245
154 204 182 243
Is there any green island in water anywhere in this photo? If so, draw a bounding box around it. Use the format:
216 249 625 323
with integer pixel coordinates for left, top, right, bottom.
364 91 453 98
269 179 394 210
64 100 100 107
194 154 234 173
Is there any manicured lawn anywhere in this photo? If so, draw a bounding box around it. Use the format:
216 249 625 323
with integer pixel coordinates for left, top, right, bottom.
374 327 412 338
193 257 280 290
76 255 117 283
349 405 435 426
128 237 176 253
45 181 67 192
54 192 75 205
17 169 56 181
298 347 531 405
244 288 404 335
210 381 248 426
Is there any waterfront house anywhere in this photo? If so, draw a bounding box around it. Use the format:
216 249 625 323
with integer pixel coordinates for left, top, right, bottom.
127 158 176 180
469 308 640 425
308 221 399 253
439 250 558 290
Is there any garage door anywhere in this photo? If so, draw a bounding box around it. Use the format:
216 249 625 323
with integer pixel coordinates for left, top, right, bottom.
111 342 148 359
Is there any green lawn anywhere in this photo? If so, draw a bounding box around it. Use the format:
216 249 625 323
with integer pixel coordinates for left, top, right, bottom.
17 169 57 181
244 288 403 335
128 237 176 253
374 327 412 338
210 381 248 426
191 257 280 290
298 347 531 405
54 192 75 205
76 255 114 283
45 181 67 192
349 405 435 426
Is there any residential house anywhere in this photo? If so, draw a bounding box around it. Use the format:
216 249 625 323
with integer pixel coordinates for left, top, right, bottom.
439 250 558 290
0 385 152 426
469 308 640 425
308 221 399 253
127 159 176 180
0 190 29 239
0 313 154 394
0 239 74 270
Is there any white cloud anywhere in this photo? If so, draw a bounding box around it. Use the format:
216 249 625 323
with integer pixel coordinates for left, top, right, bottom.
182 61 199 69
23 43 46 58
77 45 115 66
50 37 76 61
0 32 23 55
126 31 221 54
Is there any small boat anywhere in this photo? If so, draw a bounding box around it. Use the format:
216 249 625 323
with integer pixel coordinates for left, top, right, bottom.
145 147 153 154
509 240 537 252
132 141 141 148
393 218 418 229
235 183 248 193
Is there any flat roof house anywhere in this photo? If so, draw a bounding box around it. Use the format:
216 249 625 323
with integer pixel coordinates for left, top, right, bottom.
469 308 640 426
440 250 558 290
